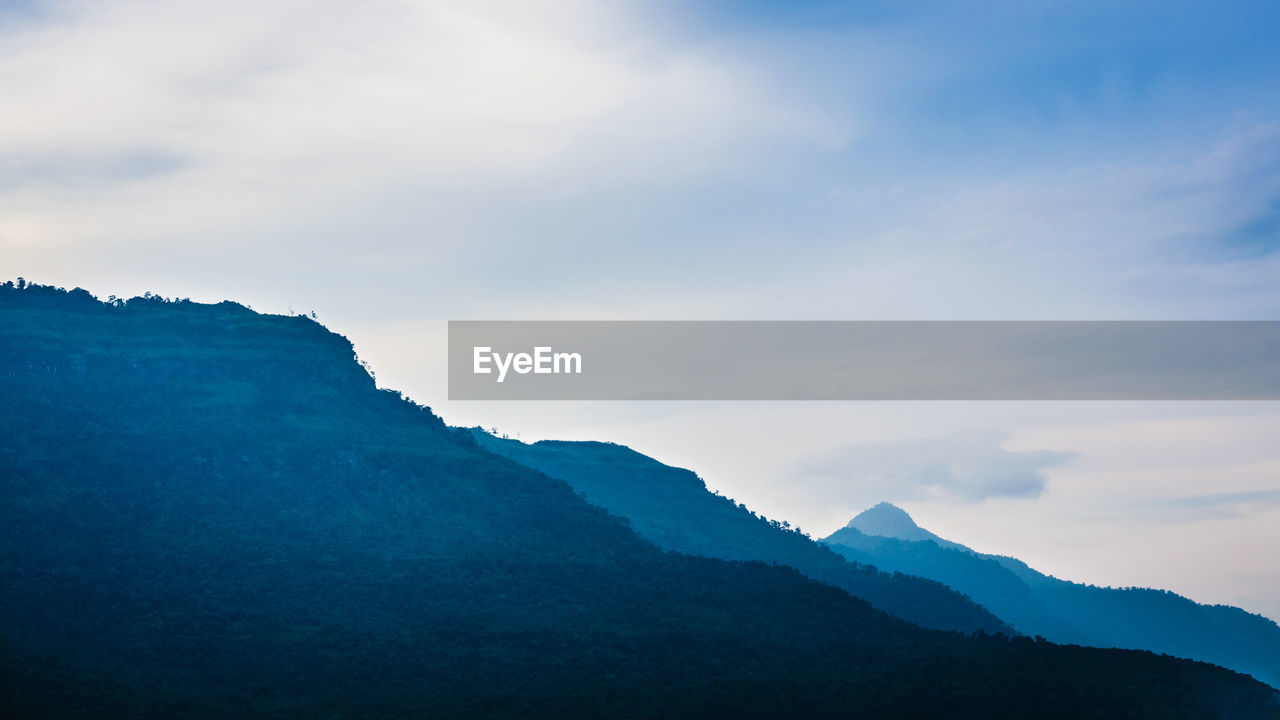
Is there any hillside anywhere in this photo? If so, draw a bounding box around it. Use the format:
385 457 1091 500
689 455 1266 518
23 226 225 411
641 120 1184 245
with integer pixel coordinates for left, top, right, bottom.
825 504 1280 689
2 281 1277 719
471 431 1009 635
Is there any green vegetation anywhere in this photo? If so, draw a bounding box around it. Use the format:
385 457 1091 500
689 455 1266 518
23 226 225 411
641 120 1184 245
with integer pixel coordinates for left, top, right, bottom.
2 281 1278 719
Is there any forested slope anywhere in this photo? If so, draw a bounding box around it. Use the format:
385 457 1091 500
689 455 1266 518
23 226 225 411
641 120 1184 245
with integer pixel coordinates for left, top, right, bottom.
1 282 1275 719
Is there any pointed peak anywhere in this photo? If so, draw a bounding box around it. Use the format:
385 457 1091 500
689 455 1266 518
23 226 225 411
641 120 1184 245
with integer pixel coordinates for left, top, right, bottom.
847 502 954 545
844 502 973 552
860 502 916 522
847 502 924 537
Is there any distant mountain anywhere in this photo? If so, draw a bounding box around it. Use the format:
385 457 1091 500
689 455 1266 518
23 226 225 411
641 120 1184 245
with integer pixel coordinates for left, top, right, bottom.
824 503 1280 689
471 431 1010 635
3 282 1278 719
845 502 968 551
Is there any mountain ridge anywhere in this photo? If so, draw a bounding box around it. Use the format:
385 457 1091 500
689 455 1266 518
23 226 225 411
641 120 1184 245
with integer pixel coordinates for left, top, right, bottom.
471 429 1012 635
825 503 1280 688
2 281 1277 718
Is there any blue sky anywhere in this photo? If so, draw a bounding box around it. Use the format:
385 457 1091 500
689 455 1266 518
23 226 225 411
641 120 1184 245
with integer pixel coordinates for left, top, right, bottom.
4 0 1280 618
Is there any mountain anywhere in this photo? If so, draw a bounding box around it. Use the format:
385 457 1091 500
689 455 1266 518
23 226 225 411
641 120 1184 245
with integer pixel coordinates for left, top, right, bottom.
846 502 968 551
470 431 1010 635
2 282 1278 719
824 503 1280 689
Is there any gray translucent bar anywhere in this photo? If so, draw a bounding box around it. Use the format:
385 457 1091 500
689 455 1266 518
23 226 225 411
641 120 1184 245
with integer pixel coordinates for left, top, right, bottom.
447 321 1280 400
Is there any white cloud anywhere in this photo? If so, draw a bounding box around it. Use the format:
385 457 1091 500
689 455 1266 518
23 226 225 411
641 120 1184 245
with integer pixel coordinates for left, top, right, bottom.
794 430 1073 506
0 0 839 255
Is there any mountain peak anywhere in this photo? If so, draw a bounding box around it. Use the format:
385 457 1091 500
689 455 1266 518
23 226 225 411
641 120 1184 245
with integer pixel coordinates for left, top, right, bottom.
843 503 974 554
847 503 928 539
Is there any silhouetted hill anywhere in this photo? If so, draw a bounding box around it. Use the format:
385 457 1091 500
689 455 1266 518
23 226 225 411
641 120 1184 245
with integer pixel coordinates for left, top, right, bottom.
2 281 1277 719
846 502 968 551
471 431 1010 635
825 503 1280 689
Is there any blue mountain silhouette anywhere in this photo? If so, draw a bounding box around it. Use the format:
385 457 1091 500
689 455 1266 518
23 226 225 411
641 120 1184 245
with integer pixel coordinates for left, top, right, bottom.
825 503 1280 688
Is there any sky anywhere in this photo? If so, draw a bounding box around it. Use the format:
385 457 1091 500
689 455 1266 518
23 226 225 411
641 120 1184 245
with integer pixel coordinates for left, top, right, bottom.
4 0 1280 619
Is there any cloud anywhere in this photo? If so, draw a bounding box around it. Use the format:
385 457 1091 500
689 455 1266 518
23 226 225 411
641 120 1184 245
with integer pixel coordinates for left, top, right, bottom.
1171 489 1280 508
794 431 1074 506
0 0 840 252
4 0 1280 330
1138 488 1280 522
